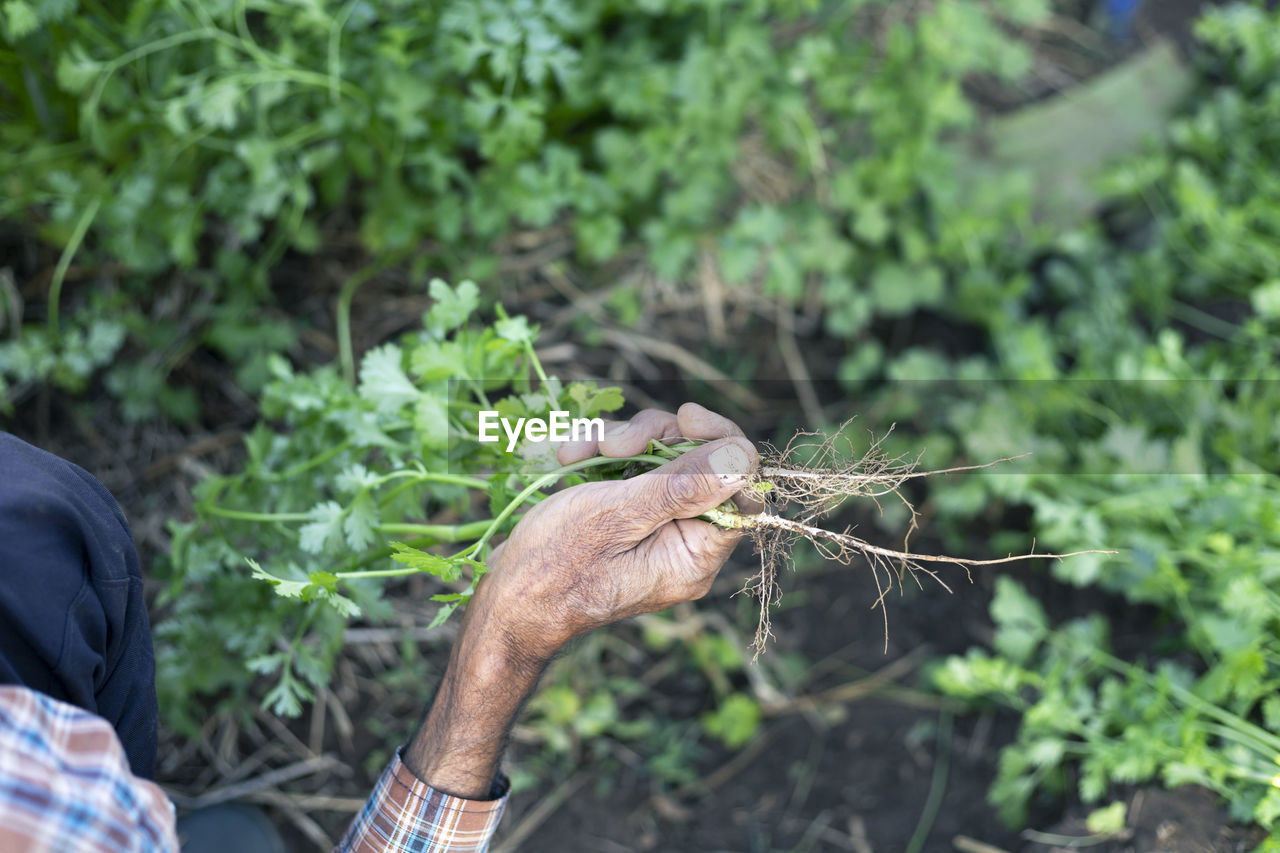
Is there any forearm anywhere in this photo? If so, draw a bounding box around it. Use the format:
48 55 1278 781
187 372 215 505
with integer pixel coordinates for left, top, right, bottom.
402 589 550 799
333 585 552 852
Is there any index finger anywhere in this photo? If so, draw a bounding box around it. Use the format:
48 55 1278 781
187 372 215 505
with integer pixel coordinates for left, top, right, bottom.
555 408 680 464
676 402 746 440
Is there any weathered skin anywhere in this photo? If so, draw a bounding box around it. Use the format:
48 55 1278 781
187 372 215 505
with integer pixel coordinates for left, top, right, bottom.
403 403 759 799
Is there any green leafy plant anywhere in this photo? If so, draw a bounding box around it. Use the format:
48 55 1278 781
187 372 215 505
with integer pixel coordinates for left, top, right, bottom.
916 8 1280 845
157 279 622 723
1 0 1052 412
938 564 1279 841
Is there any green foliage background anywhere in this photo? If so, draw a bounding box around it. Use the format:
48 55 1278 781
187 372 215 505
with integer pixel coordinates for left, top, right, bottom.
2 0 1279 844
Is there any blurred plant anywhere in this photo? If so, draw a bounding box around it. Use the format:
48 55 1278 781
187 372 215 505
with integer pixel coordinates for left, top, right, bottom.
156 280 625 727
939 562 1279 840
919 6 1280 844
0 0 1052 410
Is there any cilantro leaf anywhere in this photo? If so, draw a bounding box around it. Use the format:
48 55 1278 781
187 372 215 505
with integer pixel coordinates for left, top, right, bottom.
262 676 308 718
305 571 361 619
425 279 480 336
389 542 463 582
414 394 450 450
299 501 345 554
335 463 377 495
2 0 39 39
248 558 309 598
428 603 457 629
494 312 535 345
566 382 624 417
358 344 420 414
990 577 1048 664
410 339 468 381
342 493 380 551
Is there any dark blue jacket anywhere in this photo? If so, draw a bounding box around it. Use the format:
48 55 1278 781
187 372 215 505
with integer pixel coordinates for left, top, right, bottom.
0 432 158 778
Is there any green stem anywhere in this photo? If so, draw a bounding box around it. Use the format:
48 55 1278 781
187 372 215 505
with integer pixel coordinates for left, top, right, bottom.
369 469 490 492
1091 649 1280 754
334 566 424 580
1203 723 1280 763
375 520 493 541
337 247 415 385
371 461 514 510
204 471 491 529
264 440 353 482
47 196 101 338
649 441 684 461
1171 300 1242 341
328 0 359 104
343 535 435 573
467 378 493 411
905 711 952 853
376 478 425 509
201 506 310 523
523 339 558 410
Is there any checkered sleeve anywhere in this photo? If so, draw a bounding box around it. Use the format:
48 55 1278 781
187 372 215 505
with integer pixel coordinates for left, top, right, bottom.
0 686 178 853
334 749 509 853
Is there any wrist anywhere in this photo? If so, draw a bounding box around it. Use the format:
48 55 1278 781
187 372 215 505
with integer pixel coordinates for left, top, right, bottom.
400 585 553 797
468 569 570 666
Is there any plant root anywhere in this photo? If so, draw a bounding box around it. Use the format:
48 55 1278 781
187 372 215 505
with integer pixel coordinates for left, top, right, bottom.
706 423 1115 655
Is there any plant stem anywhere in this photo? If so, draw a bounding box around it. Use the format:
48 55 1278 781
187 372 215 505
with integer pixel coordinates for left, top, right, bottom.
201 506 311 523
905 711 952 853
523 339 558 410
376 520 493 541
47 196 101 338
337 247 414 385
368 469 490 492
334 566 427 580
1091 649 1280 754
264 440 353 482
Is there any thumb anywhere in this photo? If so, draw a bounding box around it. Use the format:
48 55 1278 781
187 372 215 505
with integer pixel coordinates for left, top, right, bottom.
623 436 758 529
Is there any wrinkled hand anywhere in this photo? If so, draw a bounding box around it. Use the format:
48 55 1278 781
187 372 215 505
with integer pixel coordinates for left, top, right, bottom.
404 402 758 797
474 402 759 663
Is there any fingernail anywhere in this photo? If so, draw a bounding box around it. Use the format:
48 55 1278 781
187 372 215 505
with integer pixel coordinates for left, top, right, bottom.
709 443 750 484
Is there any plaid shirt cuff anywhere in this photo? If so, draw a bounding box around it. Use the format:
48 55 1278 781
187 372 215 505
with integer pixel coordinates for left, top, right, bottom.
334 749 509 853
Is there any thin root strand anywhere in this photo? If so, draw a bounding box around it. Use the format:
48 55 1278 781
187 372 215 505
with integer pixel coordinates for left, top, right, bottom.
706 424 1112 655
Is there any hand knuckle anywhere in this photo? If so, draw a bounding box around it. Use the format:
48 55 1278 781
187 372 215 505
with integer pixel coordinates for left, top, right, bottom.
660 470 701 508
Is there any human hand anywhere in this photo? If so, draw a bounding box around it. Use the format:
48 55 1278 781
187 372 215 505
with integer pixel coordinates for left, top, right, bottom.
403 403 758 796
473 402 759 664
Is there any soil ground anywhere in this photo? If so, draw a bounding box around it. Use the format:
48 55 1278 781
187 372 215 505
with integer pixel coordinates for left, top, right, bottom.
506 564 1026 853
